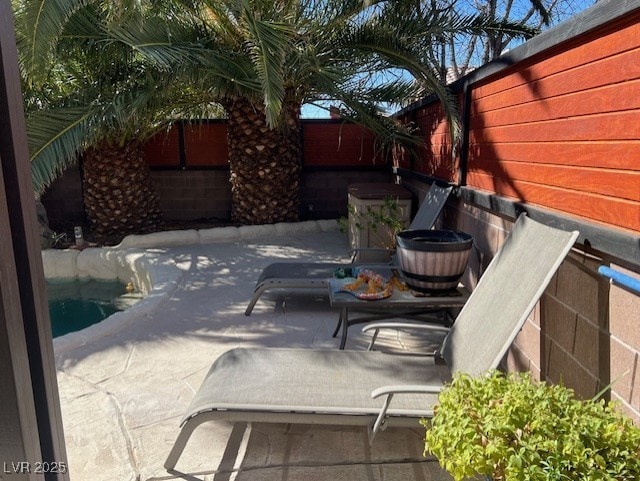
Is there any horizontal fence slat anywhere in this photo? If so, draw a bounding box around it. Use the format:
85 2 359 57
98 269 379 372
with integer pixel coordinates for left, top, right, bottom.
470 111 640 143
144 127 181 167
466 171 640 232
472 20 640 99
303 123 385 167
469 141 639 171
471 79 640 126
468 158 640 201
143 121 387 169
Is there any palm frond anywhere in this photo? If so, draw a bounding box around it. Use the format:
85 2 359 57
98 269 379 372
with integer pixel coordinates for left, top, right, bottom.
330 96 421 160
444 13 540 39
28 106 101 196
27 78 169 195
19 0 554 197
240 4 292 127
16 0 87 81
328 18 460 141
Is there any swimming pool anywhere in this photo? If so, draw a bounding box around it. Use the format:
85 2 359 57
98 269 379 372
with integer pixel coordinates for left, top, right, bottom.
47 279 141 338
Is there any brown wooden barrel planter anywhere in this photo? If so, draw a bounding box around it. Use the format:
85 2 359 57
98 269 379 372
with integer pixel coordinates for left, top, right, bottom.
396 230 473 293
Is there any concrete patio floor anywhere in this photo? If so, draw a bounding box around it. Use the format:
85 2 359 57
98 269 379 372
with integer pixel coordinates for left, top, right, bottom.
52 224 452 481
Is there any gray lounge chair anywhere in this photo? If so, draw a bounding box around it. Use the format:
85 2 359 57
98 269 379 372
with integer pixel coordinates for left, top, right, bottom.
244 183 454 315
165 214 578 470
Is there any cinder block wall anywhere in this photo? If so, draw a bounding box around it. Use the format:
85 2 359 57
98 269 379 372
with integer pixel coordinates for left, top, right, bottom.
301 170 392 220
152 170 232 221
153 169 391 221
40 166 85 225
41 165 393 226
401 177 640 424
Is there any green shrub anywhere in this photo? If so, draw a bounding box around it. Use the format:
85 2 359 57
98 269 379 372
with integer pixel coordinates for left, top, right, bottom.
423 371 640 481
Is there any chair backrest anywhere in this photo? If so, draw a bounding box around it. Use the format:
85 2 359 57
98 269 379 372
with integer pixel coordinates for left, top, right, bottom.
408 183 453 230
439 214 579 376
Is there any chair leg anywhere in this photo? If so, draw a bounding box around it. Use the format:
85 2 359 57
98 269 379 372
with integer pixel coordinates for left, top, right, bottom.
367 329 380 351
367 393 393 445
164 417 203 471
332 312 343 338
244 284 267 316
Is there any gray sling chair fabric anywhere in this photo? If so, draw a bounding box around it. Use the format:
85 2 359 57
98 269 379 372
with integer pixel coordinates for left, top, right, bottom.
165 214 579 470
244 183 454 315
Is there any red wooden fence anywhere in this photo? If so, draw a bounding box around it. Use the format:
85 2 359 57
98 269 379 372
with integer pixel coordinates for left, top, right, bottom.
183 122 228 167
143 126 180 167
397 96 461 183
396 9 640 233
144 121 386 169
302 122 385 167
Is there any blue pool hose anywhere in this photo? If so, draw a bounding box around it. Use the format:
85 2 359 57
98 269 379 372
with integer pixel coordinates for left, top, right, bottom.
597 265 640 295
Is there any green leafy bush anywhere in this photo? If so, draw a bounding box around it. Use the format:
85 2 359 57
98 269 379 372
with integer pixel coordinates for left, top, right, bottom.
423 371 640 481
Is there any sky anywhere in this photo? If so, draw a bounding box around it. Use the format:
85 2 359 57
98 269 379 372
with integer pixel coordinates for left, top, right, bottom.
301 0 598 118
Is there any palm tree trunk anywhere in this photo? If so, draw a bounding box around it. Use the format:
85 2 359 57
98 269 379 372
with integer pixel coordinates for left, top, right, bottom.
225 96 302 225
82 140 163 240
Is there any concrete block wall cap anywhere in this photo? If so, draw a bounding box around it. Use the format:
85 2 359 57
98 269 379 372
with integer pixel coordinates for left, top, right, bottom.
41 249 80 279
238 224 277 239
198 226 241 244
317 219 341 232
118 229 199 248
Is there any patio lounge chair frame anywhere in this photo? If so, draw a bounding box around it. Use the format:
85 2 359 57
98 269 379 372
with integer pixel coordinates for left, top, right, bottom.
165 214 579 470
244 182 454 315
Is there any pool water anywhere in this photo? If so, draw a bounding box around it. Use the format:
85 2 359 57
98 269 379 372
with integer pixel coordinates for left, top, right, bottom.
47 279 140 338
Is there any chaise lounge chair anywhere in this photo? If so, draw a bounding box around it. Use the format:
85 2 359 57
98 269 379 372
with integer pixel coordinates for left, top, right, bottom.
244 182 454 315
165 214 579 470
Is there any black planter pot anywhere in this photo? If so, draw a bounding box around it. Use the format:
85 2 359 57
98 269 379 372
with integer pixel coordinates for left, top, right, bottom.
395 229 473 293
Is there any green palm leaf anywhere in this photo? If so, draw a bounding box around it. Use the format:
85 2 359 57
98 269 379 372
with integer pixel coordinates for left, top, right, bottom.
17 0 87 80
28 106 100 196
240 4 292 126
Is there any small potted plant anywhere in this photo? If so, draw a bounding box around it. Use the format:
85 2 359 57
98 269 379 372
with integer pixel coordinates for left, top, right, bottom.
423 371 640 481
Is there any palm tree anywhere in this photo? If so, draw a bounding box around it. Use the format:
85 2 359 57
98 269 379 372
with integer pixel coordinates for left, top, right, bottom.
167 0 543 224
15 1 212 239
16 0 542 228
14 3 168 240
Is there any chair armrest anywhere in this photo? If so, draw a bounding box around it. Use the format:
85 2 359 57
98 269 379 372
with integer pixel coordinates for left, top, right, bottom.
371 384 443 399
362 322 450 334
362 322 450 351
368 384 443 444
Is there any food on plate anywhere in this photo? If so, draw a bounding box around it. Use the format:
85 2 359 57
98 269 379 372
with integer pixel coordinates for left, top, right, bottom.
342 269 393 299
